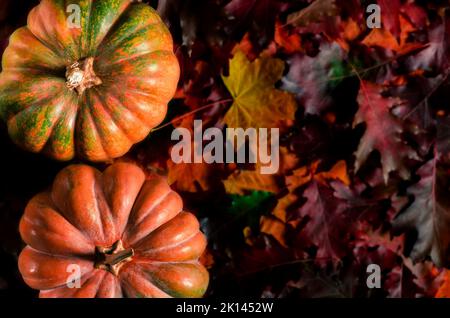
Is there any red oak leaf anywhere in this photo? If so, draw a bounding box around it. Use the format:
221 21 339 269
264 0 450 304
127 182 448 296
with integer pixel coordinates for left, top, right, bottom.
353 81 419 183
393 159 450 267
378 0 401 39
406 15 450 73
297 180 350 265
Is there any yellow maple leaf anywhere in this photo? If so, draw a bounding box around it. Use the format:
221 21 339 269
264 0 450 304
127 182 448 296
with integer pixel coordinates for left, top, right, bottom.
222 50 297 129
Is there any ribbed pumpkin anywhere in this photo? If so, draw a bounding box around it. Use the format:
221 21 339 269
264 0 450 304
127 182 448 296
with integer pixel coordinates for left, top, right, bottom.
0 0 179 161
18 162 209 298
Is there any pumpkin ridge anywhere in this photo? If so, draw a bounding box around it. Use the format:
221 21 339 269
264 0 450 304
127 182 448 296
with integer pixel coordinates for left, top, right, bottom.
46 269 97 292
90 0 134 55
42 95 76 150
89 166 133 245
136 271 176 298
8 91 68 152
118 263 172 298
24 242 95 262
0 73 65 112
137 232 206 262
20 247 95 289
121 185 181 247
103 48 163 69
95 4 165 60
6 87 61 121
128 262 208 298
27 5 70 62
20 192 94 256
3 66 60 74
134 229 200 255
87 0 133 57
91 88 136 144
47 168 87 242
116 278 135 298
42 93 77 160
96 22 164 62
104 49 174 71
95 271 122 298
50 165 108 242
35 192 96 252
93 175 113 244
23 24 62 62
132 211 200 248
129 183 173 226
40 267 100 296
83 0 94 58
75 96 109 161
4 76 67 119
1 32 64 73
91 271 109 298
111 85 162 101
101 90 148 137
131 259 202 266
86 89 132 159
101 163 146 237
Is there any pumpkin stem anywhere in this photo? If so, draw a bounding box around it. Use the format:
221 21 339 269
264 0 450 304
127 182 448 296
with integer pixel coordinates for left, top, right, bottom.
95 240 134 276
66 57 102 96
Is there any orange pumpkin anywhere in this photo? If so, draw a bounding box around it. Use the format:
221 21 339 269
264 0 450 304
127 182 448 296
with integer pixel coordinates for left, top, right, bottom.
18 162 209 298
0 0 179 161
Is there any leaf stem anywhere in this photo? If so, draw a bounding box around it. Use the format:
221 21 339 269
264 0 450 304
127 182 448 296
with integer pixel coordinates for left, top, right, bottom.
151 99 233 132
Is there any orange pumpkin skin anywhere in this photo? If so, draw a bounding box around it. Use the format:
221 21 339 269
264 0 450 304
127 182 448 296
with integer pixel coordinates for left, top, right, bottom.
18 162 209 298
0 0 179 162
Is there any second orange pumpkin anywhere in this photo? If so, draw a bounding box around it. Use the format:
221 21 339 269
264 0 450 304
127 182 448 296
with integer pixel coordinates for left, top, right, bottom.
18 162 209 298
